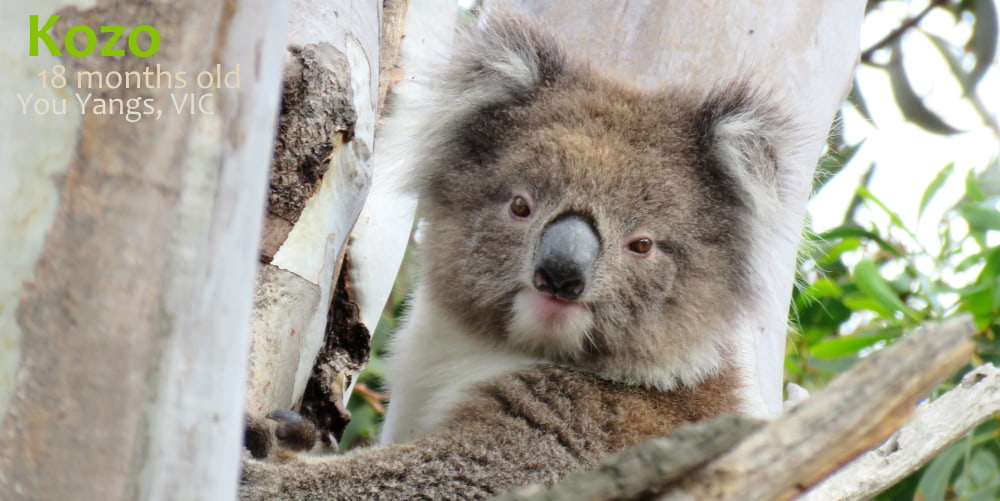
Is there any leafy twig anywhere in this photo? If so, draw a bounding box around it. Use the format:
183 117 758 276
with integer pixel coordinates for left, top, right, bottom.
860 0 948 64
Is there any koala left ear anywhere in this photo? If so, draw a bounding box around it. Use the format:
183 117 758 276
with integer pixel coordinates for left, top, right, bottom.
698 84 791 197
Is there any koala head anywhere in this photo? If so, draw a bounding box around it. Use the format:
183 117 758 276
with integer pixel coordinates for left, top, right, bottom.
406 16 791 390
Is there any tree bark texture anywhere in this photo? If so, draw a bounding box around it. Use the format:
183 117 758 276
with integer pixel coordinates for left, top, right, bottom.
243 0 382 442
0 1 288 499
800 363 1000 501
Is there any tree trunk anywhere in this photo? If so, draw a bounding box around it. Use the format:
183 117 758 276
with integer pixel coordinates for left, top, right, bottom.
508 0 866 415
0 1 288 499
242 0 393 448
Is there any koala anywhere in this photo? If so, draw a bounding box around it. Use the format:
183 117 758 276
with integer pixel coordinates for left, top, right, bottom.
241 12 795 501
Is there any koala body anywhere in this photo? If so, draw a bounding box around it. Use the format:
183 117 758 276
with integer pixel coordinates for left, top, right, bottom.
242 364 738 500
242 12 796 500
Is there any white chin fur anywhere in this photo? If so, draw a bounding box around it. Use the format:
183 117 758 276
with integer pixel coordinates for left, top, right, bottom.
508 289 594 358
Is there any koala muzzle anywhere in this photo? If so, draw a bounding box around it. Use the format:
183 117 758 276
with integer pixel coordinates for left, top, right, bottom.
533 215 600 301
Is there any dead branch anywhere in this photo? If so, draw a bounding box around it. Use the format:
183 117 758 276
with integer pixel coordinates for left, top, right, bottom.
799 363 1000 501
661 315 975 501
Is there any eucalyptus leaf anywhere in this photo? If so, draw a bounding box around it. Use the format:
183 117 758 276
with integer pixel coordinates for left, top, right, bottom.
966 168 987 203
848 77 873 122
917 441 968 501
815 225 900 255
925 33 968 88
968 0 999 91
919 163 956 221
886 39 962 135
845 163 877 223
854 259 921 322
809 332 896 359
961 203 1000 231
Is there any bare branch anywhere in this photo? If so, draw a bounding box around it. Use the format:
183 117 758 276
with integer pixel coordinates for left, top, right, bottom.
660 315 975 501
799 363 1000 501
860 0 947 64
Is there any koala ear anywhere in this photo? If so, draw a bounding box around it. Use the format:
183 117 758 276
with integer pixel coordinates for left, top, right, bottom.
698 85 791 201
442 15 567 112
399 15 567 202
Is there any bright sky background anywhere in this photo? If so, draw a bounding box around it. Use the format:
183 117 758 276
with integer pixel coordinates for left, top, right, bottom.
809 1 999 254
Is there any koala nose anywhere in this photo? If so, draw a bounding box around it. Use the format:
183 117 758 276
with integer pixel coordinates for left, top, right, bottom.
533 215 600 301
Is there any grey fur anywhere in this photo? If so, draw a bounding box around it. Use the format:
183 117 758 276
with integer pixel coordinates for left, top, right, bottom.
413 18 785 389
241 13 795 500
241 366 737 500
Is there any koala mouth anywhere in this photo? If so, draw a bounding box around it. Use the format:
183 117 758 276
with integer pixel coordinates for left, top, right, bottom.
507 288 594 358
524 289 585 324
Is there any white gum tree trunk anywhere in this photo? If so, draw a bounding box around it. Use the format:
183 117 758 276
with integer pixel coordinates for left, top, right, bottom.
0 1 288 499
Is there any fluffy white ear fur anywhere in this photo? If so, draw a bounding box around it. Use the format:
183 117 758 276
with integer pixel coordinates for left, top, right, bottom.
441 15 563 105
374 14 563 198
704 86 802 220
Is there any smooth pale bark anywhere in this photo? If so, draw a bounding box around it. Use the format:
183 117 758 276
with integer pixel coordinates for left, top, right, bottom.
0 0 76 418
506 0 866 416
346 0 459 385
0 1 288 500
244 0 381 418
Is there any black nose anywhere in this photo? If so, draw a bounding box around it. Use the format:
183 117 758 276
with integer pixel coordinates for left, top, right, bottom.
534 215 600 301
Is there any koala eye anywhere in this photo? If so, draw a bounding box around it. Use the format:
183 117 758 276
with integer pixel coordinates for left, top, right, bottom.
509 195 532 219
627 237 654 255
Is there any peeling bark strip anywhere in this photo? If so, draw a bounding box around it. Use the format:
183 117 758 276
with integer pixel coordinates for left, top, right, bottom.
262 43 356 263
0 2 229 499
378 0 410 115
245 264 322 414
299 253 371 447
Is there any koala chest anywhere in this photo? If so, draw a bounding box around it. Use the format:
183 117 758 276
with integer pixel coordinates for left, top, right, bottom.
380 290 539 444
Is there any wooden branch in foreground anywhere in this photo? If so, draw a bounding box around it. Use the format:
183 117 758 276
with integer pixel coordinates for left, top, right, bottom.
493 415 765 501
799 363 1000 501
493 316 976 501
661 315 976 501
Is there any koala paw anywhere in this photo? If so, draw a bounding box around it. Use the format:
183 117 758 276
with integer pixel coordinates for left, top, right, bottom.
243 409 325 461
268 409 319 452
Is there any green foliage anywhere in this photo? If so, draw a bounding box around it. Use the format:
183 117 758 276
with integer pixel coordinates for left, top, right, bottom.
793 1 1000 497
338 245 417 452
793 167 1000 498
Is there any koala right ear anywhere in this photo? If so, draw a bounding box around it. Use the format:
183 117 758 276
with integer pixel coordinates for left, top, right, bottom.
441 15 567 112
396 14 568 202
